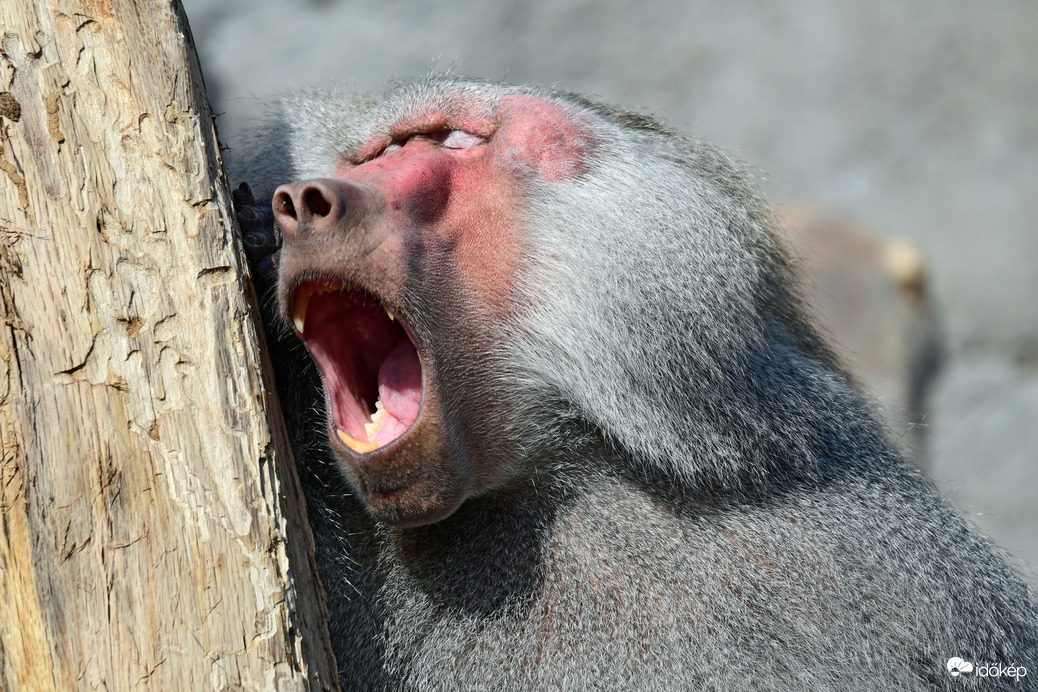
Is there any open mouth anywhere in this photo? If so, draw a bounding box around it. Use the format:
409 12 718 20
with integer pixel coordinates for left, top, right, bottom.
290 280 422 454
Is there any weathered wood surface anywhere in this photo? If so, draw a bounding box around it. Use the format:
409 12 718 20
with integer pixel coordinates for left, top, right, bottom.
0 2 337 689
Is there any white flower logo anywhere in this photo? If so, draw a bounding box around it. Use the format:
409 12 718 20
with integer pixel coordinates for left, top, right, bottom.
947 657 975 677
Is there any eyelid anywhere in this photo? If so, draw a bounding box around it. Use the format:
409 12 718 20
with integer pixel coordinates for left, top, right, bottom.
377 129 485 157
439 130 484 149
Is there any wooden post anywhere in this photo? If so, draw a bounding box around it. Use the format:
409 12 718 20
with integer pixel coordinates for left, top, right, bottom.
0 1 338 689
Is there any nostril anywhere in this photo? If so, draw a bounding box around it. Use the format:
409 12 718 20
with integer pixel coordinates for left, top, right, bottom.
274 192 297 220
302 187 333 218
273 178 359 235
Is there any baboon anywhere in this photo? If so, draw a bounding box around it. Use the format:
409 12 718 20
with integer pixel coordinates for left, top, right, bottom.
230 77 1037 691
777 207 944 469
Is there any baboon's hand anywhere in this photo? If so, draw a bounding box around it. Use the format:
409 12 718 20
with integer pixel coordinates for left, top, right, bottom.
233 182 279 290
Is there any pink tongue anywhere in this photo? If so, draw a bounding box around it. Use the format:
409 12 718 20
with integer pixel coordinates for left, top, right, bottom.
376 335 422 437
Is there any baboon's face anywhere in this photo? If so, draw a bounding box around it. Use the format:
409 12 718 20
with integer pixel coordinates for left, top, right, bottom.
273 91 594 527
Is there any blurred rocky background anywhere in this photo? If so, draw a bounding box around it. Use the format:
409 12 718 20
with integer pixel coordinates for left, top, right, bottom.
182 0 1038 581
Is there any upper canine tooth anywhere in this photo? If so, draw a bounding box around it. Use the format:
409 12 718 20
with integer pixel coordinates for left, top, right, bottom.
293 287 312 334
385 306 395 321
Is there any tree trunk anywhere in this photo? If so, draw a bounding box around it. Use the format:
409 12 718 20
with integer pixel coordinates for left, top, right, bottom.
0 2 337 689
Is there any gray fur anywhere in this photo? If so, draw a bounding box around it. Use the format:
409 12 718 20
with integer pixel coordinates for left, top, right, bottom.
230 76 1037 690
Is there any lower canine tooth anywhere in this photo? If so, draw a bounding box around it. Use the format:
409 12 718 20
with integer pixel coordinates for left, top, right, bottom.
336 428 378 454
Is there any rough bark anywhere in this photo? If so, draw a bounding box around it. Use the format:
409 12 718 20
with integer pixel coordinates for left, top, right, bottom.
0 1 337 689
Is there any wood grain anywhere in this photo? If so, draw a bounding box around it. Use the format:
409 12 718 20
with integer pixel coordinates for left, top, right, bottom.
0 2 337 689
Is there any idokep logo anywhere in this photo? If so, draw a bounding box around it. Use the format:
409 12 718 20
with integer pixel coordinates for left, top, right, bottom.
946 657 1028 682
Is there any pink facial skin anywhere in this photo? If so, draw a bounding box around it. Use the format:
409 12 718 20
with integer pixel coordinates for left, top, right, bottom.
341 95 596 310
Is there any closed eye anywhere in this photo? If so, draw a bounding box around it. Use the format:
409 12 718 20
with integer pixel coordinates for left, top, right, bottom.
378 129 485 157
435 130 484 150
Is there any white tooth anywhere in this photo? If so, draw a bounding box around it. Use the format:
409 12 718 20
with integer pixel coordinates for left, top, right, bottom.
292 287 312 334
364 421 381 441
385 306 395 321
371 402 387 423
365 399 387 441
